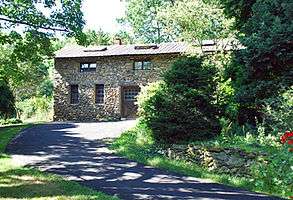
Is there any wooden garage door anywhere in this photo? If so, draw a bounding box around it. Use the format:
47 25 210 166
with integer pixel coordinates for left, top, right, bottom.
121 86 140 118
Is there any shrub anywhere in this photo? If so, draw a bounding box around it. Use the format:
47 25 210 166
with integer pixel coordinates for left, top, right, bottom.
0 79 15 119
0 118 22 125
16 96 53 121
138 56 221 143
261 88 293 134
251 146 293 197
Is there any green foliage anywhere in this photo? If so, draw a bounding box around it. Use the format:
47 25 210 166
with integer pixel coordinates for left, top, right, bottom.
159 0 235 43
0 118 22 126
83 29 112 46
120 0 175 43
112 124 291 198
114 30 135 44
138 57 221 143
221 0 293 127
0 0 85 120
261 89 293 133
220 0 256 29
38 79 53 98
251 147 293 197
0 0 85 44
0 79 15 119
122 0 234 44
16 96 53 121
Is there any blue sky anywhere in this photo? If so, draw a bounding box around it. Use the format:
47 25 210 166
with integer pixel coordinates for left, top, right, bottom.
82 0 126 33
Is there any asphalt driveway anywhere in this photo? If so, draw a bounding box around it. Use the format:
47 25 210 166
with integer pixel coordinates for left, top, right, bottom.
6 121 281 200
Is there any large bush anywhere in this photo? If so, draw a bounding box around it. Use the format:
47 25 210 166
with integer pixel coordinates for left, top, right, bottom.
16 96 53 121
0 79 15 119
138 56 221 143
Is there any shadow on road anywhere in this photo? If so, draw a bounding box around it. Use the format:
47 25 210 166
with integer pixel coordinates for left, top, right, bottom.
6 123 282 200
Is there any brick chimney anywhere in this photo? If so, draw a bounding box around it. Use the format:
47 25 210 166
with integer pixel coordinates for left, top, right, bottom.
114 38 122 45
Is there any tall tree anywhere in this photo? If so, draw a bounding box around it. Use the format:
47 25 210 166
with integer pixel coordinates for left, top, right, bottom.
0 0 85 87
220 0 256 29
159 0 235 45
120 0 175 43
222 0 293 125
0 0 85 118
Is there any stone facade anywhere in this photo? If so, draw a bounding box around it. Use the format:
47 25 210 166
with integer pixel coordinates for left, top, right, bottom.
53 54 179 121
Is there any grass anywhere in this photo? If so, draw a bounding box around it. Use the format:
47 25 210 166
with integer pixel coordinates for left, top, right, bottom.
111 125 292 199
0 124 119 200
0 124 32 152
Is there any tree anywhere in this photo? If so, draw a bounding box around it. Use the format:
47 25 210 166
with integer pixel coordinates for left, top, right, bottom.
159 0 235 45
120 0 175 43
0 79 15 119
0 0 85 43
114 30 135 44
84 29 111 46
222 0 293 126
138 57 221 143
0 0 85 119
220 0 256 29
0 0 85 87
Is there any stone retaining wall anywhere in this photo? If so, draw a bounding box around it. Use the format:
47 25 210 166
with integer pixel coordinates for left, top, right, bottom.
159 144 267 177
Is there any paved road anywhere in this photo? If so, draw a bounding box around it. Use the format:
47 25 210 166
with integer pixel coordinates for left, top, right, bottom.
6 121 281 200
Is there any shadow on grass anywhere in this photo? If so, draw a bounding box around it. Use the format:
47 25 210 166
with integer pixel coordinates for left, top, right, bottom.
0 167 112 199
0 154 10 159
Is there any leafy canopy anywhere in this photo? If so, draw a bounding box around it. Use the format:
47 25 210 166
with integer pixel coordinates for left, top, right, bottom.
120 0 175 43
222 0 293 126
0 0 85 86
159 0 235 44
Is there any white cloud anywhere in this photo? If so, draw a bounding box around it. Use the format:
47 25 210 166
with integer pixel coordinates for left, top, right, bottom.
82 0 126 33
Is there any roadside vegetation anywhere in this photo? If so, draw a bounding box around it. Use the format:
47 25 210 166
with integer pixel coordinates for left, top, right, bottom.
112 121 292 198
0 125 119 200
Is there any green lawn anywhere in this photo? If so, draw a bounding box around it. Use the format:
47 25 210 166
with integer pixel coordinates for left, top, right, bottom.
0 125 119 200
111 126 291 199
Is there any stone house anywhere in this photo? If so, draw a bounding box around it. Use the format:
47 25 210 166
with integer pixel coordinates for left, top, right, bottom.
53 42 188 121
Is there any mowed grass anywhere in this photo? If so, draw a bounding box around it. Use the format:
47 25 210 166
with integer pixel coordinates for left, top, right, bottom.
0 125 119 200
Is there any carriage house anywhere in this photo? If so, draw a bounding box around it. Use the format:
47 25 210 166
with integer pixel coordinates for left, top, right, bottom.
53 42 188 121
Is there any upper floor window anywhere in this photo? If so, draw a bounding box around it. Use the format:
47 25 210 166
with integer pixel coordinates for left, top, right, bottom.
133 61 152 70
80 62 96 72
70 85 79 104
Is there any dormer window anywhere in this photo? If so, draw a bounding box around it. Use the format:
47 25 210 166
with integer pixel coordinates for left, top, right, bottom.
83 46 107 52
80 62 96 72
134 61 152 70
134 45 158 50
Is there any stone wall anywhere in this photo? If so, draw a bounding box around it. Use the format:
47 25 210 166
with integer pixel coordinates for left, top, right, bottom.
159 144 267 177
53 54 179 121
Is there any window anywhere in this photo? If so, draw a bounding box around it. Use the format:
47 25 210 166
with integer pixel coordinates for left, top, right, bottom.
124 89 139 101
70 85 79 104
95 84 104 104
80 63 97 72
134 61 152 70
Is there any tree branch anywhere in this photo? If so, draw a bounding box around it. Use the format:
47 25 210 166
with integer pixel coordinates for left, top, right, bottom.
0 16 69 32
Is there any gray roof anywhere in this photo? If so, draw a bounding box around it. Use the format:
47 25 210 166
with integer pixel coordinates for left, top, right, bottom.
55 42 189 58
